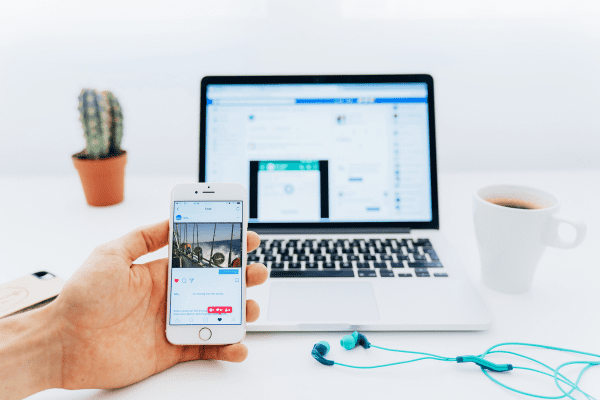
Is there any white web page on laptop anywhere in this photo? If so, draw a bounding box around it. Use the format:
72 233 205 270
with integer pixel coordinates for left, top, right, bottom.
205 83 432 223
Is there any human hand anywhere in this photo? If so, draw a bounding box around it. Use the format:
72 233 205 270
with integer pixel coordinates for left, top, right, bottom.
50 220 267 389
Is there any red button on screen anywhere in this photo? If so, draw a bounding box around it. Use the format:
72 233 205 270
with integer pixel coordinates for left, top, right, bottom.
207 307 232 314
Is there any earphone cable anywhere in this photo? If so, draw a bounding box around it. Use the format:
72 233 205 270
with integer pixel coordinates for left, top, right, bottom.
314 334 600 399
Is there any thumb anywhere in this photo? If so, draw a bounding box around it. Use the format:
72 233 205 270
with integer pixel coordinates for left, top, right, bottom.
95 220 169 265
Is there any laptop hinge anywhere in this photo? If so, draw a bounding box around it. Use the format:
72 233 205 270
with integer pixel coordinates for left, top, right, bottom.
251 227 411 235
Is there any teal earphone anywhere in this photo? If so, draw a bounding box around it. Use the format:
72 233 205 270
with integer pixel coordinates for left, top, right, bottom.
312 332 600 399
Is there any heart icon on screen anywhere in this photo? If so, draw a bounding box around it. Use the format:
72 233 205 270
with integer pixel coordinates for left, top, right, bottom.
174 279 179 283
218 318 222 321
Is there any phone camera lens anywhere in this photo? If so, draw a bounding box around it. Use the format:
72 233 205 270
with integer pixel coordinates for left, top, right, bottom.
195 191 198 194
33 271 55 280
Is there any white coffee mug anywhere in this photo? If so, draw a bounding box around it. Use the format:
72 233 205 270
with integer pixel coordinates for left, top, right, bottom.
473 185 586 293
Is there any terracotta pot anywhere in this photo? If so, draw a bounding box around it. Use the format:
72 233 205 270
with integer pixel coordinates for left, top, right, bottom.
72 151 127 206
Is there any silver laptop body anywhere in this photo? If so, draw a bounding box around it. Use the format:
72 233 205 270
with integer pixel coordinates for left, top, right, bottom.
200 75 491 331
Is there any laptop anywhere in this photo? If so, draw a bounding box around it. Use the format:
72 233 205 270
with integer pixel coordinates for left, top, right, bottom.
200 74 491 331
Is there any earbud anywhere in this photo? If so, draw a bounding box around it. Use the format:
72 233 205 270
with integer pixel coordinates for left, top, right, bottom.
312 341 334 366
340 331 371 350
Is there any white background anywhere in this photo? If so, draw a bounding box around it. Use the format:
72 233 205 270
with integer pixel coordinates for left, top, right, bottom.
1 0 599 176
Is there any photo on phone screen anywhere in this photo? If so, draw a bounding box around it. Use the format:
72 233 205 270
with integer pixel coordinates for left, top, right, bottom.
169 201 243 326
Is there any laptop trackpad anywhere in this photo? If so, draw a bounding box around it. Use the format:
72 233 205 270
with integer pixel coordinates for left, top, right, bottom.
267 282 380 322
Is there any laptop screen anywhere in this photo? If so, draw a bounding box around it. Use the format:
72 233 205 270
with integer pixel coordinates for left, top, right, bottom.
201 76 438 229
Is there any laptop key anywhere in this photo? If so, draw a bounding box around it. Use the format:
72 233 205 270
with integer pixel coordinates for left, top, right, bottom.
434 273 448 277
408 261 443 268
364 255 377 261
332 255 343 262
357 262 370 269
348 255 360 261
281 255 293 262
379 269 394 277
414 239 432 246
305 262 318 269
289 263 301 269
264 255 276 262
248 255 260 262
398 273 413 277
390 262 404 268
373 262 387 268
381 255 393 261
315 255 326 262
340 262 353 269
323 262 335 269
271 263 284 269
413 254 427 261
270 270 355 278
298 255 309 261
358 270 377 277
424 249 439 260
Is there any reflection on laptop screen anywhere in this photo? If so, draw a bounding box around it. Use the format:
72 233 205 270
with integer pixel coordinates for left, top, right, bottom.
205 83 432 223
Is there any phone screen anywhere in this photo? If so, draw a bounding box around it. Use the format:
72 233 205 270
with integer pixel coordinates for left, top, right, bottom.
169 201 243 326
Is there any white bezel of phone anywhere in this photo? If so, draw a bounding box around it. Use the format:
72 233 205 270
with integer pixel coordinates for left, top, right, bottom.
166 182 247 345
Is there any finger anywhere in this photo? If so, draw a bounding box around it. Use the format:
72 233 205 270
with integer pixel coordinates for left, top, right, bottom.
246 299 260 323
143 260 267 288
247 231 260 253
141 257 168 282
246 263 268 288
180 343 248 363
96 220 169 264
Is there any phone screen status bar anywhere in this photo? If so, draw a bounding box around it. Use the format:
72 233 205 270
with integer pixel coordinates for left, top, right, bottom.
178 202 241 205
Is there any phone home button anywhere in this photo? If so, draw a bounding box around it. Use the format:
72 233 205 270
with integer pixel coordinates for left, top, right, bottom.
199 327 212 341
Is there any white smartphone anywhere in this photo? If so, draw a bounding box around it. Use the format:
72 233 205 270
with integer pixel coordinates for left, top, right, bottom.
166 183 247 345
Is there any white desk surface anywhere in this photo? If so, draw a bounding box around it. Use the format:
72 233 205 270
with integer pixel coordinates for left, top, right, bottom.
1 170 598 399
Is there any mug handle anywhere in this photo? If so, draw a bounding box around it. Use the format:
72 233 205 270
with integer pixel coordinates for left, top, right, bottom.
547 213 587 249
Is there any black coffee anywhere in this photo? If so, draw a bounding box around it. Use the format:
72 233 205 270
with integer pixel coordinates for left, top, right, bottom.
486 198 543 210
494 203 534 210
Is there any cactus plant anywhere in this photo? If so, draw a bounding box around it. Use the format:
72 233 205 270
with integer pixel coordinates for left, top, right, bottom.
76 89 123 159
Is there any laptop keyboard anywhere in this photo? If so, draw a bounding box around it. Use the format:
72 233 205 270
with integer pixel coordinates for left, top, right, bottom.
247 238 447 278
